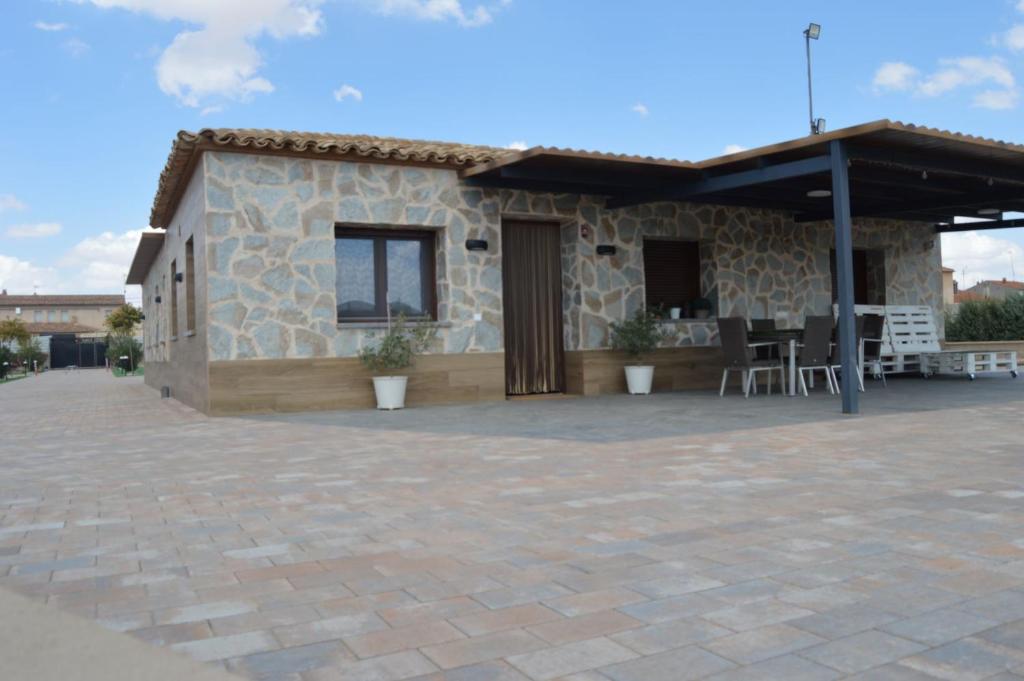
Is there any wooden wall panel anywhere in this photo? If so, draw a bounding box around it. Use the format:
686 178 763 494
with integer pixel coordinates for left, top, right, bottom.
208 352 505 415
565 347 725 396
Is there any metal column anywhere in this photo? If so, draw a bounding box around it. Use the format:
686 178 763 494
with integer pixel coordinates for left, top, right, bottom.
830 140 859 414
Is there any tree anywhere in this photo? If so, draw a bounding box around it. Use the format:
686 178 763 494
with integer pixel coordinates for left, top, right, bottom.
17 339 47 372
0 318 30 351
105 304 143 336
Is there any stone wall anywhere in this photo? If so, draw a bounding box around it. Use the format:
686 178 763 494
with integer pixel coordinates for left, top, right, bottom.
141 164 210 411
195 151 943 362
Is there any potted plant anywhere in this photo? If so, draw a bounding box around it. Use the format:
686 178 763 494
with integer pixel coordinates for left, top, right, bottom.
691 297 713 319
358 314 437 410
609 307 671 395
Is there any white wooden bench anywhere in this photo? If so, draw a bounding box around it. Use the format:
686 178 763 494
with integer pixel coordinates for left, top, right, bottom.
834 304 1018 380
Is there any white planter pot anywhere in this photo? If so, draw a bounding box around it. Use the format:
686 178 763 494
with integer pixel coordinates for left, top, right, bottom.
624 365 654 395
372 376 408 410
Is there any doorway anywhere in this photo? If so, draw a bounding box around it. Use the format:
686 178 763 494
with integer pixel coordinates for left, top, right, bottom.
501 220 566 395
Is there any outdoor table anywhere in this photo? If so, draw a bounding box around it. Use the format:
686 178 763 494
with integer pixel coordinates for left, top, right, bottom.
748 328 804 396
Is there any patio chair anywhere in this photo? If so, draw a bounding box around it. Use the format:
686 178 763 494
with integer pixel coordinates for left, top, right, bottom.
861 313 887 387
830 315 866 392
797 315 836 396
718 317 786 398
750 319 780 361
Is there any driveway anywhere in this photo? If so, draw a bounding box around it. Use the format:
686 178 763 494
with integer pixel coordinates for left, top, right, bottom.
2 370 1024 680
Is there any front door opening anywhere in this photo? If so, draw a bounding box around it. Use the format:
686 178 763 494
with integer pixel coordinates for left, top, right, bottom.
501 220 566 396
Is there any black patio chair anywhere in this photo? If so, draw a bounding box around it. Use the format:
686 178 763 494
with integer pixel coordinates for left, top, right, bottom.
718 317 786 398
798 315 836 396
750 319 780 361
861 313 887 387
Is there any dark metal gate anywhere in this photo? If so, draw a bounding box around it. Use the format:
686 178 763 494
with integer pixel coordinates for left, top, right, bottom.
49 335 107 369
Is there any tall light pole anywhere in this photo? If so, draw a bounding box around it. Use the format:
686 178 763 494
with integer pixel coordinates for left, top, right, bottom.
804 23 824 135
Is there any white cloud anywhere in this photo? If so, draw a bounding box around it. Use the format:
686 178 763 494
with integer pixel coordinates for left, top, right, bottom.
63 37 90 57
1005 24 1024 51
34 21 70 31
75 1 324 107
872 61 919 92
506 140 528 151
333 83 363 102
5 223 62 239
872 55 1018 110
199 105 224 116
722 144 747 155
941 230 1024 287
0 194 27 213
0 255 59 294
631 102 649 117
1019 0 1024 11
917 56 1014 96
370 0 503 28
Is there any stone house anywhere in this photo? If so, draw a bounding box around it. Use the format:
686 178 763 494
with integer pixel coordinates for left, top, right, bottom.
127 120 1020 415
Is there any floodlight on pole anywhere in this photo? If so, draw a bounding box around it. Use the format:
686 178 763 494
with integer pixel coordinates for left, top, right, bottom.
804 23 822 135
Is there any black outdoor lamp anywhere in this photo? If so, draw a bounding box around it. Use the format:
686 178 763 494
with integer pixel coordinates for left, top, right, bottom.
465 239 488 251
803 23 825 135
596 245 617 256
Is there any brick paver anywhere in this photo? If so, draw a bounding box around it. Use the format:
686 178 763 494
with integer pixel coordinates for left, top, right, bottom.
3 370 1024 680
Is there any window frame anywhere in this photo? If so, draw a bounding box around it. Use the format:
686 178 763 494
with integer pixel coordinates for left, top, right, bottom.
185 237 196 333
170 259 179 339
642 238 703 312
334 226 438 323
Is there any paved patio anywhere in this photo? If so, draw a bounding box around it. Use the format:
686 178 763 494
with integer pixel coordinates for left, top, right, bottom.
3 370 1024 680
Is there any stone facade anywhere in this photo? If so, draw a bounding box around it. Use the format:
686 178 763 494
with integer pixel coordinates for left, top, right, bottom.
143 151 943 368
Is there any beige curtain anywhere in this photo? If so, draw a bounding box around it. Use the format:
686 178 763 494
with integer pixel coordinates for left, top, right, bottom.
502 221 566 395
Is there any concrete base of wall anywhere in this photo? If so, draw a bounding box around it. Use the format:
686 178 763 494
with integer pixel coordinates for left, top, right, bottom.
144 360 208 413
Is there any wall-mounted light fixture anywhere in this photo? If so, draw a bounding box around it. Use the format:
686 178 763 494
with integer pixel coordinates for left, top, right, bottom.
580 224 591 239
154 295 162 304
465 239 488 251
596 244 617 256
174 272 184 282
140 313 146 320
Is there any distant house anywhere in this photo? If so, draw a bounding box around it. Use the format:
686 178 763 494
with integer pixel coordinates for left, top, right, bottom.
0 291 126 367
941 266 956 306
958 279 1024 302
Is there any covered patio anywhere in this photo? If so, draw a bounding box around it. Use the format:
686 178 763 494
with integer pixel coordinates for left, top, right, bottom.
465 120 1024 413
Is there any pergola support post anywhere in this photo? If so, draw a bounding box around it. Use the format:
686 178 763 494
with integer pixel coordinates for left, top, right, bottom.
830 140 859 414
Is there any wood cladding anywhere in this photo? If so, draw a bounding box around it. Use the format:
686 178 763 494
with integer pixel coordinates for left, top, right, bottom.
208 352 505 414
565 347 725 396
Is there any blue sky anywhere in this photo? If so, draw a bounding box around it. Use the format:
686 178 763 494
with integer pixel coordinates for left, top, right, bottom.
2 0 1024 303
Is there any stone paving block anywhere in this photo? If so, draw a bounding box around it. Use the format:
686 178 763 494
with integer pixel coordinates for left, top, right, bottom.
156 600 256 625
703 598 815 632
230 641 348 679
798 630 929 674
702 623 826 665
472 584 575 611
880 608 998 646
628 575 724 599
274 612 387 647
617 593 725 624
420 630 547 670
609 615 731 655
344 620 465 658
790 602 901 639
541 588 647 617
703 653 842 681
171 630 279 662
599 645 735 681
406 660 532 681
898 638 1024 680
525 610 642 646
305 649 438 681
131 621 214 646
506 636 637 680
450 603 562 637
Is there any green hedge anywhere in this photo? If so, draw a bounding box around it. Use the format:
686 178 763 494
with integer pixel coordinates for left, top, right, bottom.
946 296 1024 342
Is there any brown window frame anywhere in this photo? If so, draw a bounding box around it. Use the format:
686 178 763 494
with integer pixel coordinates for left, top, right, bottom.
334 226 438 323
642 238 703 311
185 237 196 333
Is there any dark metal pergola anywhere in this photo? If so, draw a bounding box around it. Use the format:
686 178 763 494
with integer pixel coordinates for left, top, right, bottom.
462 120 1024 414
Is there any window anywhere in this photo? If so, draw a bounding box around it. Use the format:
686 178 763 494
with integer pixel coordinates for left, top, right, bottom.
643 239 702 312
14 307 21 316
170 259 179 338
185 237 196 332
47 309 57 322
34 310 42 322
61 310 70 322
335 227 437 321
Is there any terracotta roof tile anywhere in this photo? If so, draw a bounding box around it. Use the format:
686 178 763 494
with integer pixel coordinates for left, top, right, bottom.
0 294 124 307
24 322 101 335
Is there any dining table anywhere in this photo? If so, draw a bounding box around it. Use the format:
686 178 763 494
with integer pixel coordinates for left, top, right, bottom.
747 328 804 396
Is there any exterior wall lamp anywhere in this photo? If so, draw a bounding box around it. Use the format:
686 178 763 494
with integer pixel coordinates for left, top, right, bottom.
596 245 617 256
465 239 488 251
